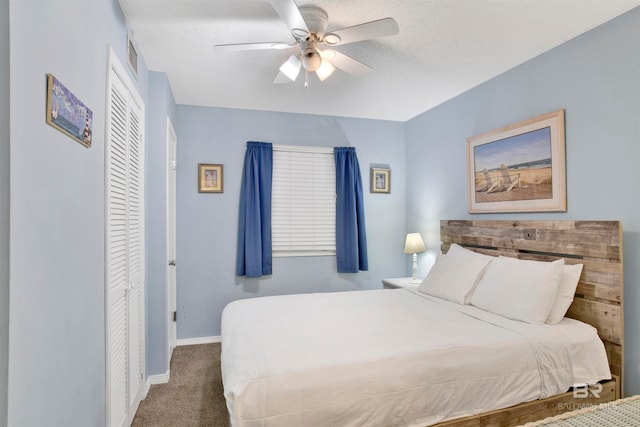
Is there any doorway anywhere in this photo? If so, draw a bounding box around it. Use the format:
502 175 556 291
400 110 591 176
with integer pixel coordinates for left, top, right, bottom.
167 118 177 360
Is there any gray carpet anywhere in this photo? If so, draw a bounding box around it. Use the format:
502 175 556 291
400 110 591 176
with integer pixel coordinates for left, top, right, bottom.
132 343 229 427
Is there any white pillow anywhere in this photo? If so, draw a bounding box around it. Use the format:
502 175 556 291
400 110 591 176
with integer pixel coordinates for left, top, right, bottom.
546 263 583 324
447 243 495 262
419 253 493 304
446 244 495 301
470 256 565 324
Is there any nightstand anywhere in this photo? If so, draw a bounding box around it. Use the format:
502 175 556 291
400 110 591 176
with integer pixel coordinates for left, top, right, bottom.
382 277 421 290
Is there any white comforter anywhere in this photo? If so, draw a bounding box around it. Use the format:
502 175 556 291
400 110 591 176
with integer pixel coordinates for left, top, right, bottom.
221 289 610 427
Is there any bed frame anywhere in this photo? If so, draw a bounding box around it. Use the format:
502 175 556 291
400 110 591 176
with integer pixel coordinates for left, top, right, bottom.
435 220 623 426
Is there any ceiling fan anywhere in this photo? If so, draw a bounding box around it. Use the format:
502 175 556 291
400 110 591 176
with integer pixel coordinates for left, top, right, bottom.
214 0 399 85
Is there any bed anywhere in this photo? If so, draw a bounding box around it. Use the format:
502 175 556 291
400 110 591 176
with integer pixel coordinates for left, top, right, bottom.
221 220 623 426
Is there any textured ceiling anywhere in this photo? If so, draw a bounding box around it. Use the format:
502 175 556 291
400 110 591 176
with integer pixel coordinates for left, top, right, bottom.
118 0 639 121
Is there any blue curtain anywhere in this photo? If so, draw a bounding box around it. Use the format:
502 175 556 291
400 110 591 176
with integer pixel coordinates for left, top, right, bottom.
334 147 368 273
236 141 273 277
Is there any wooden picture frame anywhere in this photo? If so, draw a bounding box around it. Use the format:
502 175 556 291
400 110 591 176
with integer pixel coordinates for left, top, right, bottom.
370 167 391 194
467 109 566 213
198 164 224 193
46 74 93 148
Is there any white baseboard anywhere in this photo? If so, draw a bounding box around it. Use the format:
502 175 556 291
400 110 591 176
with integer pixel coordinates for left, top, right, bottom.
177 335 221 346
144 369 170 395
147 370 170 386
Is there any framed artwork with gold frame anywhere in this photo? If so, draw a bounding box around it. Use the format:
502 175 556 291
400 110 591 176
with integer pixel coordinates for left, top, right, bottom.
370 167 390 194
198 164 224 193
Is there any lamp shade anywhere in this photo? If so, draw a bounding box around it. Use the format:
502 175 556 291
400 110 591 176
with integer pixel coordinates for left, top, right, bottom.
315 59 336 81
279 54 301 81
404 233 426 254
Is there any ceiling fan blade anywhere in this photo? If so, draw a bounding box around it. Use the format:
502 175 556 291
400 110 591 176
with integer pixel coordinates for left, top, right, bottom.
269 0 308 33
325 50 372 77
214 42 293 52
328 18 399 46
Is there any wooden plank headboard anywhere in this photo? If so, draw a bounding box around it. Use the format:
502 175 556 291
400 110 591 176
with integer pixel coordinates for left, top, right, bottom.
440 220 624 395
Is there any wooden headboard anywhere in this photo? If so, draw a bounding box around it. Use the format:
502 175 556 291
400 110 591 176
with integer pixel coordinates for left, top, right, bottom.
440 220 624 395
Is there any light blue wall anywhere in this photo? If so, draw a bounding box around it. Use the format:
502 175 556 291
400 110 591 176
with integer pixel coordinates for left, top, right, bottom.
405 7 640 395
0 0 10 423
7 0 159 425
146 71 177 376
5 1 636 423
175 106 407 339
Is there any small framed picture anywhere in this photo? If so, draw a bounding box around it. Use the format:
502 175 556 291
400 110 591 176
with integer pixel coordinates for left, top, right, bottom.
371 167 391 194
46 74 93 147
198 164 224 193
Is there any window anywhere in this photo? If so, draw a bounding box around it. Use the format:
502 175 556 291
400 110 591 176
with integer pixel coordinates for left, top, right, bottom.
272 145 336 257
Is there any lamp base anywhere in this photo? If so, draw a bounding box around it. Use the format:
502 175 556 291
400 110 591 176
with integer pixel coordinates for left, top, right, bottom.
411 253 420 284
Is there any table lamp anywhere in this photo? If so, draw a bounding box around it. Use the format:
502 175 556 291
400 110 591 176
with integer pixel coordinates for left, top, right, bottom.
404 233 426 283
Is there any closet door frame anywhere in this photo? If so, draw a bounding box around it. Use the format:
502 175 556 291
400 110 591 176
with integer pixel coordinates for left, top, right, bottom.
105 46 146 427
166 117 177 362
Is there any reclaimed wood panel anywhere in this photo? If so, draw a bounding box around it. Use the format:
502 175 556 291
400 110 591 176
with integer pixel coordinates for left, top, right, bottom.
604 342 623 380
567 298 622 345
438 220 623 426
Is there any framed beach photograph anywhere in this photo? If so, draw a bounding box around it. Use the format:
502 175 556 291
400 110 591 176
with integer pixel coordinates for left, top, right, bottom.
46 74 93 147
371 167 391 194
467 110 566 213
198 164 224 193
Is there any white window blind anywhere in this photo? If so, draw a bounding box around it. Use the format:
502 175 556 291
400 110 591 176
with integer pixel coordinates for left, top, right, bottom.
272 145 336 257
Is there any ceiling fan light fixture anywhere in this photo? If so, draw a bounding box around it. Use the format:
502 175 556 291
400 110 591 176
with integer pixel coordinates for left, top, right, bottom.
302 47 322 71
301 47 322 71
279 54 301 81
315 59 335 81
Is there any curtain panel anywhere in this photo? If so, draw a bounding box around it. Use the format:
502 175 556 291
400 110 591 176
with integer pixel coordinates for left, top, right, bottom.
236 141 273 277
334 147 368 273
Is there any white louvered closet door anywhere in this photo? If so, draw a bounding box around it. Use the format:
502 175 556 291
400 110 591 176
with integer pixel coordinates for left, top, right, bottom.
106 47 145 427
126 97 144 413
